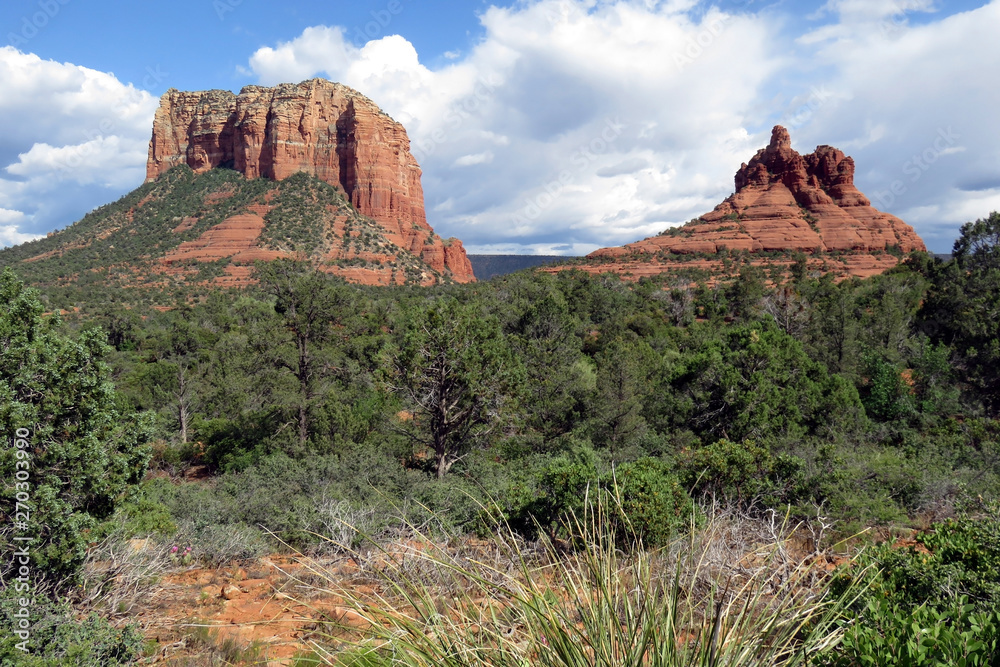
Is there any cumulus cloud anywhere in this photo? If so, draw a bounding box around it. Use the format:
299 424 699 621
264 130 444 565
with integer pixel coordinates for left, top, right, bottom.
0 225 41 246
246 1 784 253
596 158 652 178
248 26 358 86
7 136 148 188
0 208 40 245
240 0 1000 254
791 1 1000 252
5 1 996 255
812 0 937 22
0 47 159 246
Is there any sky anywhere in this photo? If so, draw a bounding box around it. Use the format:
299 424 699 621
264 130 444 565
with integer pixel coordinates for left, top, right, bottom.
0 0 997 254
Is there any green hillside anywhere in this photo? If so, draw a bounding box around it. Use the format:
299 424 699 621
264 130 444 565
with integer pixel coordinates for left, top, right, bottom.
0 167 447 308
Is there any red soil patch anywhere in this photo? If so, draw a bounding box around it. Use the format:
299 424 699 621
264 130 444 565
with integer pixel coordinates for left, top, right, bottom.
891 538 932 555
172 217 199 233
203 189 236 206
138 556 361 665
23 247 72 263
161 206 278 268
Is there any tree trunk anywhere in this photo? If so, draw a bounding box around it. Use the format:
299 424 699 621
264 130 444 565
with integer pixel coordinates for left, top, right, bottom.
179 402 188 444
297 334 310 446
176 366 189 444
298 404 308 446
434 425 451 479
436 450 450 479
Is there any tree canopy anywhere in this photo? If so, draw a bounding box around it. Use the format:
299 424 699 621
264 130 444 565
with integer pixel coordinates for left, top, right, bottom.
0 269 151 582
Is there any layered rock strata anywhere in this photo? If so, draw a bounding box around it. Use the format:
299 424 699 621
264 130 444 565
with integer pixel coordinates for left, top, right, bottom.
146 78 474 282
585 126 925 277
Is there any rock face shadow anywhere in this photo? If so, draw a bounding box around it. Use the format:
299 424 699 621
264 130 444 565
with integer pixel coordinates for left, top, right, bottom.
146 78 474 283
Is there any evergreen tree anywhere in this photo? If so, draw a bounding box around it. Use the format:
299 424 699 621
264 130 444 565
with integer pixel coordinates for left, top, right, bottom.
255 260 354 448
0 269 151 582
387 299 524 478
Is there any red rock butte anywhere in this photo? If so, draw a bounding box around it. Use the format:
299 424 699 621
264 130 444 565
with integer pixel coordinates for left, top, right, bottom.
584 126 926 280
146 78 474 282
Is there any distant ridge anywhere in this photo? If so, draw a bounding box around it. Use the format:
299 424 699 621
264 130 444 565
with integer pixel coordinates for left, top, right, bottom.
468 255 570 280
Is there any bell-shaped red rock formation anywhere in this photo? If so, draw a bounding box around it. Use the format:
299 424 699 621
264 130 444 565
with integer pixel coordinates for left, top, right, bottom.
583 126 925 279
146 79 474 282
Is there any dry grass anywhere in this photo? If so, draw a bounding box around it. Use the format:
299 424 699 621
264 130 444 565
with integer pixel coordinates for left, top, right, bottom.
156 625 269 666
75 531 173 618
277 496 865 666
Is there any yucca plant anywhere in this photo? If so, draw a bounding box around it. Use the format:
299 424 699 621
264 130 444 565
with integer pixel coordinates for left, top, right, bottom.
288 490 863 667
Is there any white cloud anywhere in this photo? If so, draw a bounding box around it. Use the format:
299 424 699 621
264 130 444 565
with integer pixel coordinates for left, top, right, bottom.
248 26 358 86
480 130 510 146
470 242 602 256
813 0 937 21
0 208 41 245
454 151 495 167
0 47 158 246
0 225 41 246
789 1 1000 251
4 0 997 255
0 47 155 154
245 1 785 253
7 136 148 188
596 157 652 178
0 208 26 225
240 0 1000 254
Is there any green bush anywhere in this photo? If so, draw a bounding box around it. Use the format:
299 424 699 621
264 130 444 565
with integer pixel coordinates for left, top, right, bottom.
664 321 866 442
677 438 806 508
0 269 152 583
500 453 696 548
0 586 144 666
500 448 599 539
860 351 914 423
821 597 1000 666
609 457 698 547
822 503 1000 665
879 509 1000 611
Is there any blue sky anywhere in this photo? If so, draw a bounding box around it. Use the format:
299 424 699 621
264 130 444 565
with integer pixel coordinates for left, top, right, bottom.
0 0 506 91
1 0 998 253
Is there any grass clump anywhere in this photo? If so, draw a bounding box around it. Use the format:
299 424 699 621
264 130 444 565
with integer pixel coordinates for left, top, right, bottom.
289 493 861 666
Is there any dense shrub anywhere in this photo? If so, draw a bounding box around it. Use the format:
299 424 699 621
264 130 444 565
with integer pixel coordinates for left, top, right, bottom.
831 599 1000 666
0 586 144 666
822 503 1000 665
609 457 699 547
677 438 806 508
663 321 866 443
497 452 696 548
0 269 151 583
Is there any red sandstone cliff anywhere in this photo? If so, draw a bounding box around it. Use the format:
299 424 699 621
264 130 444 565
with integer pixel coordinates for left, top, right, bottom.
146 79 474 282
581 126 925 280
